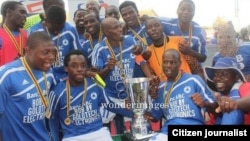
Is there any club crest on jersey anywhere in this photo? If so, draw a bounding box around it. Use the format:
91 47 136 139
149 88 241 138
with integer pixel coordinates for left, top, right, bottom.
91 92 97 100
62 39 69 46
184 86 191 93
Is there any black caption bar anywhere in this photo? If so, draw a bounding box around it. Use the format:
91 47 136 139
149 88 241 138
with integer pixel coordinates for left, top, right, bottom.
169 125 250 140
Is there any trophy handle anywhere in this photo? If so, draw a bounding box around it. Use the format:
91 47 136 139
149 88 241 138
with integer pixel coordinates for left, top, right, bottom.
116 81 129 100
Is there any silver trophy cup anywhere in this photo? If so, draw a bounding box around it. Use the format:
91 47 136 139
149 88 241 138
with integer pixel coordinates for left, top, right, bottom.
124 77 154 140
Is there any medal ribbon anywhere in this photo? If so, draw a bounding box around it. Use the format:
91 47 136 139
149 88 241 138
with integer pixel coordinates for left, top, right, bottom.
129 28 148 46
65 78 88 119
88 28 103 49
3 24 23 56
152 35 167 79
105 39 125 79
45 27 60 65
21 57 48 108
163 71 182 108
178 23 192 46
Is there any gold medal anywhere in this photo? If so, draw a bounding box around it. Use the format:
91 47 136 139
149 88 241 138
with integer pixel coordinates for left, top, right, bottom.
64 117 71 125
121 73 125 79
45 109 51 119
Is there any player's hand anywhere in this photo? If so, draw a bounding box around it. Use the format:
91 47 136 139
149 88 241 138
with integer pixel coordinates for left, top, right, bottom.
106 57 117 70
179 41 192 55
142 50 152 61
149 76 160 99
190 93 205 107
214 93 237 113
132 43 143 55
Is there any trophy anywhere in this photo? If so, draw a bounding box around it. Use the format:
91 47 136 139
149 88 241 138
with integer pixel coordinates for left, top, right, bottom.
123 77 154 140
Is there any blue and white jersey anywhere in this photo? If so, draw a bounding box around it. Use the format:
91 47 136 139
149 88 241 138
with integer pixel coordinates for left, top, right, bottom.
236 42 250 75
163 18 207 62
126 17 175 77
150 73 215 134
215 82 244 125
81 35 106 67
28 22 83 81
127 17 171 48
74 29 86 47
91 35 136 99
212 52 223 66
49 78 108 140
0 59 56 141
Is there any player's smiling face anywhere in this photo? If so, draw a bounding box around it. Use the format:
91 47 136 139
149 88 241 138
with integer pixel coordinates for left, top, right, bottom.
212 69 238 94
26 40 56 72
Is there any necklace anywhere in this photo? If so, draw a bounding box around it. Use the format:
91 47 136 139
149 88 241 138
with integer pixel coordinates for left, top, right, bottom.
152 35 167 80
3 24 24 56
129 28 148 47
45 27 61 66
163 71 182 108
178 22 192 47
129 19 148 47
21 57 51 118
64 78 88 125
105 39 125 80
88 28 103 49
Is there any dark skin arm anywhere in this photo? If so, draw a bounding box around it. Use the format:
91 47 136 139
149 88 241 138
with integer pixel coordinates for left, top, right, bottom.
190 93 218 114
179 41 207 62
140 62 160 99
215 93 250 113
98 57 117 79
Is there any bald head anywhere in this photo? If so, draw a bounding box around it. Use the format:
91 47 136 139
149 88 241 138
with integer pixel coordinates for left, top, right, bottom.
101 17 119 32
163 49 181 62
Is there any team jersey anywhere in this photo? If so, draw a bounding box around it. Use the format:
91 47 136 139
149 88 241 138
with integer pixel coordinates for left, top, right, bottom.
49 77 108 140
28 22 83 81
91 35 136 98
81 34 106 67
137 36 191 82
163 18 207 63
211 52 223 66
236 42 250 75
0 59 56 141
125 17 171 77
0 28 27 66
215 82 244 124
150 73 215 134
91 35 135 118
127 17 171 46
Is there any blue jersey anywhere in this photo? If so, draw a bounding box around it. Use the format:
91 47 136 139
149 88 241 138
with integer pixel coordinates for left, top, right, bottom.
91 35 136 99
236 42 250 75
127 17 171 46
91 35 135 118
125 18 171 77
28 22 83 81
0 59 56 141
212 52 223 66
49 78 108 140
81 35 106 67
150 73 215 134
163 19 207 63
75 29 86 47
215 82 244 125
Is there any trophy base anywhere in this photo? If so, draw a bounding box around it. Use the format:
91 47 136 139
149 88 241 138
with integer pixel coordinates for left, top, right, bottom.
124 132 155 141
